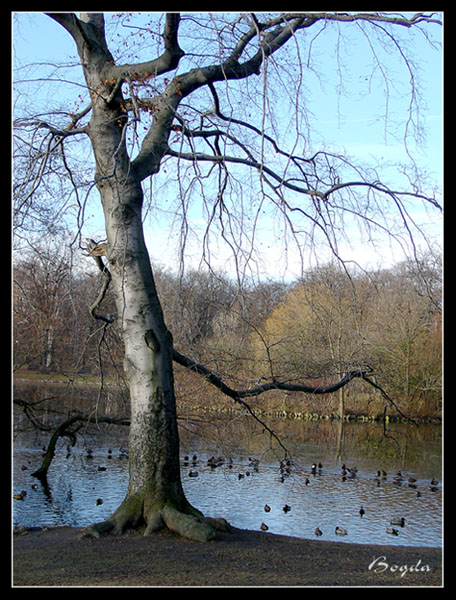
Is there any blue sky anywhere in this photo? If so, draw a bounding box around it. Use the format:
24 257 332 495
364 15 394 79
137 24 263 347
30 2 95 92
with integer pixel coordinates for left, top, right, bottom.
13 12 443 278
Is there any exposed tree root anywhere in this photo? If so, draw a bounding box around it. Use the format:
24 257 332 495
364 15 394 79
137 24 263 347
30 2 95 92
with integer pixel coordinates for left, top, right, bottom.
78 495 232 542
161 505 216 541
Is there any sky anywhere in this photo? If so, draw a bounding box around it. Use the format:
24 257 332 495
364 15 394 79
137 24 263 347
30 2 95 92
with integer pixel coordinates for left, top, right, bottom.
13 12 443 280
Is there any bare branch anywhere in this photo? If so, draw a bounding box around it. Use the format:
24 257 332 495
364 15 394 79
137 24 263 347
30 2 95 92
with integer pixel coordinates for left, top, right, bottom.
285 12 442 28
361 373 418 425
173 347 372 399
106 13 185 81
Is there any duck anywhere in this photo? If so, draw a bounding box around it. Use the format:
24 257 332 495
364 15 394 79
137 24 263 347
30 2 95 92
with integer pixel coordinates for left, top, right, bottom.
97 465 107 471
430 478 439 486
407 476 417 483
188 470 199 477
238 473 245 480
264 504 271 513
279 460 291 474
314 527 323 536
386 527 399 536
207 456 224 468
282 504 291 513
390 517 406 527
335 526 347 536
260 522 269 531
95 498 103 505
13 491 27 500
311 464 317 475
359 506 365 518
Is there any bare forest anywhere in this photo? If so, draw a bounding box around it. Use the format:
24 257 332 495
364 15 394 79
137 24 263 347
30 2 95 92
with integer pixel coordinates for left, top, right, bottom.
14 237 442 421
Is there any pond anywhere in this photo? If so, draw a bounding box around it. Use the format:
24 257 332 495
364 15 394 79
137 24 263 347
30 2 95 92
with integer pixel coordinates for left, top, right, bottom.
13 404 442 548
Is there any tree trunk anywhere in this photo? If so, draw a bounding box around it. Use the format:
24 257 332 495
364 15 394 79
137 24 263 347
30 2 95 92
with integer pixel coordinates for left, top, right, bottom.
82 172 218 541
65 17 220 541
41 326 54 371
338 387 345 420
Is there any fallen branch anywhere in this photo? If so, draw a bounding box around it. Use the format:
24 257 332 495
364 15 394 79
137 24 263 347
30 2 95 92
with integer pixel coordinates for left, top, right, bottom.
31 413 130 480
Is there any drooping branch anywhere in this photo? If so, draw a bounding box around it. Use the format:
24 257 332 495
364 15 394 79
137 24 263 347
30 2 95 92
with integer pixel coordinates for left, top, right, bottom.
166 123 441 212
172 349 418 442
172 348 373 399
171 350 373 456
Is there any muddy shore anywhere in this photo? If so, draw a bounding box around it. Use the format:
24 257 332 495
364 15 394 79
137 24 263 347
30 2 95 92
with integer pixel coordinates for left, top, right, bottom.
12 525 442 587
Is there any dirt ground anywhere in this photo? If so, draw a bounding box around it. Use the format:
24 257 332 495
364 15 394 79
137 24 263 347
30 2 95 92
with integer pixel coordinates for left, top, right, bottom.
12 525 442 587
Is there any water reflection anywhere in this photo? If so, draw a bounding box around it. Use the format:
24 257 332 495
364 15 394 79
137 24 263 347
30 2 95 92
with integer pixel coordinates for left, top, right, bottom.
13 412 442 548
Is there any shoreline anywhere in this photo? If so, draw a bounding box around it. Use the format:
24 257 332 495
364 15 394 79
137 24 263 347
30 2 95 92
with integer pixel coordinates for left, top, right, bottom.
13 525 443 587
14 375 441 424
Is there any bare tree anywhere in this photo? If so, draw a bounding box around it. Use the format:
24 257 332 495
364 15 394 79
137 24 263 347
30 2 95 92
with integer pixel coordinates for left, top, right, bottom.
13 12 441 541
13 238 76 371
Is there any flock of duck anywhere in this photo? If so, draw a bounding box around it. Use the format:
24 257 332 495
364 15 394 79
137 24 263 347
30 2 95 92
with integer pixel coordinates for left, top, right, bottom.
14 448 441 542
183 456 441 540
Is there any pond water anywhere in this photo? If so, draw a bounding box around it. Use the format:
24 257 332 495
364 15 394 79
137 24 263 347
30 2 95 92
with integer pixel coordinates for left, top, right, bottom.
13 408 442 548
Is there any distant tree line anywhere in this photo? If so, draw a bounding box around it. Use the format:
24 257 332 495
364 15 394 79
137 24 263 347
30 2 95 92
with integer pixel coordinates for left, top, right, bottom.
13 236 441 418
